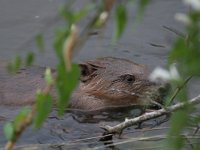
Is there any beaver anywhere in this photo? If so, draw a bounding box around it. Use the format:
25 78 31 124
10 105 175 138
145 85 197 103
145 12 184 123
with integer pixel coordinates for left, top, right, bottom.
69 57 169 110
0 57 169 109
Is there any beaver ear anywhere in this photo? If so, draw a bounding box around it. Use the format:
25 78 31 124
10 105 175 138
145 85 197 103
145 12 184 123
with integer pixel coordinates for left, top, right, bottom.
79 63 98 82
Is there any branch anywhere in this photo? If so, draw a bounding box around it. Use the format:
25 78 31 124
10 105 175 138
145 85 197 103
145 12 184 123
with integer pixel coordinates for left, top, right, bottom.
101 95 200 134
168 76 192 105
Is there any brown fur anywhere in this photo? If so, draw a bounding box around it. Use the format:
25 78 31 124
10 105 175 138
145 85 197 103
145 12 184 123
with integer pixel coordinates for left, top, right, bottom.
69 57 168 110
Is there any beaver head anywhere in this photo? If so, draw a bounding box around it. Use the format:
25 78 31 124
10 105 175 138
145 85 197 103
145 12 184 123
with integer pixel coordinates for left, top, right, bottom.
69 57 169 110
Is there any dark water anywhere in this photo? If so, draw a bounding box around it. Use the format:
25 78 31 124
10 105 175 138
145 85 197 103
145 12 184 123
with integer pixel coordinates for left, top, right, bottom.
0 0 199 149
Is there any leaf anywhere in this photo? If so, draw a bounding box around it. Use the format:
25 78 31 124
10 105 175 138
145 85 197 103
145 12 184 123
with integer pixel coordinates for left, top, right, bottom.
54 29 69 61
34 92 52 128
73 5 93 22
56 64 80 116
192 115 200 124
35 34 44 51
60 6 74 25
168 110 191 150
60 5 92 25
169 37 200 76
192 146 200 150
13 107 31 132
139 0 150 13
113 4 127 42
44 68 54 86
4 122 14 141
7 55 22 73
25 52 35 66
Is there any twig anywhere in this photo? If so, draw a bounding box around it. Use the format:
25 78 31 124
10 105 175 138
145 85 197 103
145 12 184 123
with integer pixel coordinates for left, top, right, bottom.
168 76 192 105
101 95 200 134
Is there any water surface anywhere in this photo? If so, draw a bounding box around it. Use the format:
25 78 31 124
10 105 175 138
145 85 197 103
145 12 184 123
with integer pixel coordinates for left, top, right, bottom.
1 0 199 149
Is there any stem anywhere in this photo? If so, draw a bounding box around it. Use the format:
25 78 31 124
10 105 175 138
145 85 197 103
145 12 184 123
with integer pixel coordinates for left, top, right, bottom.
168 76 192 105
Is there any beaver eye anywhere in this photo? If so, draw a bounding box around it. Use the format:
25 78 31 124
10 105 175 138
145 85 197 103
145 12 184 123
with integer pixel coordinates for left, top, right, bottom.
122 74 135 83
81 69 88 77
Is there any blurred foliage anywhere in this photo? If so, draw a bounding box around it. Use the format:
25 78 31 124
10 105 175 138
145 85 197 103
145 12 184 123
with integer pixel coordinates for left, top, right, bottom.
7 52 35 73
4 107 31 141
44 68 54 86
25 52 34 66
7 55 22 73
169 12 200 77
167 6 200 150
138 0 150 13
114 4 127 41
56 64 80 115
3 0 200 149
4 122 14 141
34 91 52 128
35 34 45 52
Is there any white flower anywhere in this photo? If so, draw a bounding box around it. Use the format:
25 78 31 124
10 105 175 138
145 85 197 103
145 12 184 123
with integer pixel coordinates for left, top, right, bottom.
99 11 108 22
169 65 180 81
149 64 180 83
183 0 200 11
175 13 191 25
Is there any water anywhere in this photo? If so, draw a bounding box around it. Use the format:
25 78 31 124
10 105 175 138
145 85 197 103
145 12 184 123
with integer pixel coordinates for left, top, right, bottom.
1 0 199 149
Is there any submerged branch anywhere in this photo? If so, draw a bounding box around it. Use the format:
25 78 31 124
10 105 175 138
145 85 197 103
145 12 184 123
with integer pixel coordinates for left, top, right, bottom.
101 95 200 134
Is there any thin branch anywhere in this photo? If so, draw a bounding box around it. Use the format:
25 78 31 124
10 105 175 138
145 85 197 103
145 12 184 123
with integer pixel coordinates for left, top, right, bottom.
168 76 192 105
101 95 200 134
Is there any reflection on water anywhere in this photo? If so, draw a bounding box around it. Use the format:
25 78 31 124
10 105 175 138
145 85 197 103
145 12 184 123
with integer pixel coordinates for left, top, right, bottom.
67 105 144 123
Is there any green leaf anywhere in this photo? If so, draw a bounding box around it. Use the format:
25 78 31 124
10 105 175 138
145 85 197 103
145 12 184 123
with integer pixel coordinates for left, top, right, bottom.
193 115 200 124
35 34 45 51
54 29 69 61
168 109 192 150
60 6 74 26
60 5 92 25
4 122 14 141
25 52 35 66
139 0 150 13
169 36 200 76
7 55 22 73
73 5 93 22
56 64 80 116
113 4 127 42
13 107 31 132
192 146 200 150
34 92 52 128
44 68 54 86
